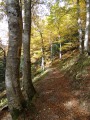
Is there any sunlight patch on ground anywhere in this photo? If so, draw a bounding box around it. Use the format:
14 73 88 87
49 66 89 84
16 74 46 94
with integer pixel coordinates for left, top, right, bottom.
64 99 79 110
64 99 90 115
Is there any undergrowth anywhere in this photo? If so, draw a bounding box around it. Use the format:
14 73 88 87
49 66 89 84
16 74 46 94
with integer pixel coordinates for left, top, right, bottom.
59 53 90 90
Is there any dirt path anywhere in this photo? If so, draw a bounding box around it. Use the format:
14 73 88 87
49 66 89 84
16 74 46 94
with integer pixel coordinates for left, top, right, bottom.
31 68 90 120
1 68 90 120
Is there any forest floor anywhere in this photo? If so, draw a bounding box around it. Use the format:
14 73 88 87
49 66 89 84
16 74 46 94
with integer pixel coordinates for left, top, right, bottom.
1 61 90 120
31 66 90 120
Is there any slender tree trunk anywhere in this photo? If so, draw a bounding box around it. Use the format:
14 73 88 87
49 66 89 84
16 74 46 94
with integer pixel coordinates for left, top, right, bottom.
22 0 36 101
3 50 6 80
49 36 53 64
50 41 53 62
40 32 45 71
5 0 25 119
41 50 45 71
84 0 90 52
58 35 62 59
77 0 84 54
49 32 53 62
59 42 62 59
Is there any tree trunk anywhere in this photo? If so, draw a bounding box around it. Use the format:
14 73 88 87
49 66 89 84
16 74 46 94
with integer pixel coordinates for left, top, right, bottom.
49 35 53 64
40 32 45 71
22 0 36 101
59 42 62 59
41 51 45 71
77 0 84 54
5 0 25 119
84 0 90 52
58 35 62 59
50 41 53 62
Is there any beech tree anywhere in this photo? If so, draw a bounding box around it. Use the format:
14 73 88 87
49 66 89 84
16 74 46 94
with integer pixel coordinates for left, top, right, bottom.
84 0 90 52
77 0 84 54
48 2 62 59
22 0 36 101
39 31 45 71
5 0 25 119
35 19 46 71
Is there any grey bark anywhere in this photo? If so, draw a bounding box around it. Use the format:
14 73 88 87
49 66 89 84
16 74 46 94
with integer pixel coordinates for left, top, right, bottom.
40 32 45 71
58 35 62 59
5 0 25 119
50 41 53 62
41 52 45 71
49 32 53 62
22 0 36 101
59 42 62 59
77 0 84 54
84 0 90 52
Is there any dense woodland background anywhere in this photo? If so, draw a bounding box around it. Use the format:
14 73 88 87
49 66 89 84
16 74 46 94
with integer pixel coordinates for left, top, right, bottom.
0 0 90 120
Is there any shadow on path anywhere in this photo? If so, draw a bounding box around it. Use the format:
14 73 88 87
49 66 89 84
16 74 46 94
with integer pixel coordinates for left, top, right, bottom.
1 68 90 120
32 68 90 120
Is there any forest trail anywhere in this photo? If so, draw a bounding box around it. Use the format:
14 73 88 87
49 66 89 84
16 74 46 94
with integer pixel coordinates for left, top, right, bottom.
32 67 90 120
1 67 90 120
